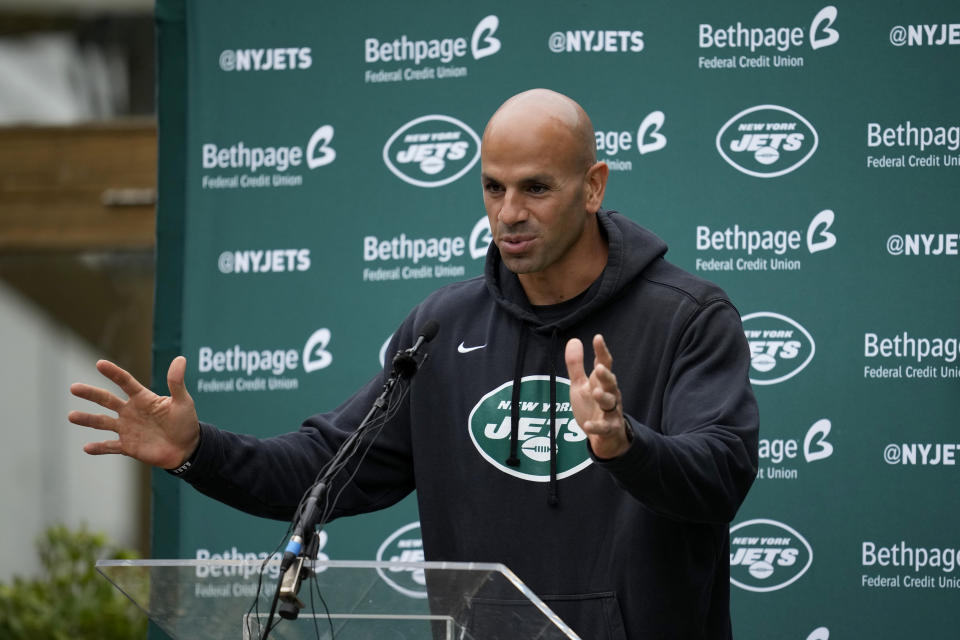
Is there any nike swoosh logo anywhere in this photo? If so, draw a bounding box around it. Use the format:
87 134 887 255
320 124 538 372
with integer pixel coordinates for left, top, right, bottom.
458 342 487 354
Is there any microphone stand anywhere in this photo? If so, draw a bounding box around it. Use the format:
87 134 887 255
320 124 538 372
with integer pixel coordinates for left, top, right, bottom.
258 334 433 639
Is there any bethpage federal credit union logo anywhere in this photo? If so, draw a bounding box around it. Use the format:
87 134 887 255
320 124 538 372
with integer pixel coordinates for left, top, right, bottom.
364 15 500 84
863 331 960 381
468 376 592 482
594 111 667 172
698 5 838 70
383 115 480 188
200 125 335 191
889 22 960 47
192 535 329 599
730 519 813 592
376 522 427 599
547 28 644 53
757 418 834 481
362 215 490 283
217 248 310 275
862 540 960 591
695 209 837 274
866 120 960 169
218 47 312 72
195 328 333 393
717 105 818 178
742 312 816 385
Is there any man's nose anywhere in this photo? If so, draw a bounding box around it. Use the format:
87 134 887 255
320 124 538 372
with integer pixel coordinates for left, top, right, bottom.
498 189 528 225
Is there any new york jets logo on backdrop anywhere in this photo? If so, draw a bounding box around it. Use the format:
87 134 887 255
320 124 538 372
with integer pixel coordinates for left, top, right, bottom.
383 115 481 188
468 376 592 481
742 311 816 385
716 105 818 178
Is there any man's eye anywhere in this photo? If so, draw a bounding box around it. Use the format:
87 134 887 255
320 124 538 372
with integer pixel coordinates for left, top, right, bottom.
484 182 504 193
528 184 548 194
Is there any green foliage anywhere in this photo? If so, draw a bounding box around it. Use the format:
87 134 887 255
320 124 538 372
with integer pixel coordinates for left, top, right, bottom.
0 525 147 640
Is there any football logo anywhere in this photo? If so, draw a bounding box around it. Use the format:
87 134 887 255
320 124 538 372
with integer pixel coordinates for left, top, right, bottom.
376 522 427 599
468 376 592 481
730 519 813 592
742 312 816 385
717 105 819 178
383 115 481 188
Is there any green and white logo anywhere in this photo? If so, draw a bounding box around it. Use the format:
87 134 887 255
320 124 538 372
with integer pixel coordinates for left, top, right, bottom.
382 114 480 188
467 376 592 481
717 105 818 178
742 311 815 385
729 518 813 592
376 522 426 599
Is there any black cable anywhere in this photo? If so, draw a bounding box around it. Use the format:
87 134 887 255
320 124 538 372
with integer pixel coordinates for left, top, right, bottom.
307 562 335 639
257 343 429 638
312 386 405 525
317 383 411 527
245 534 291 638
258 576 285 640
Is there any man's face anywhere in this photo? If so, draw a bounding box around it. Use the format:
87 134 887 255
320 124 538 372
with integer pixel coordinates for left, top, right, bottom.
480 120 591 277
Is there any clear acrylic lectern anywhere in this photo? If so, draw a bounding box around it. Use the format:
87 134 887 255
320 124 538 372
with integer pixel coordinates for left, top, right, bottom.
96 559 581 639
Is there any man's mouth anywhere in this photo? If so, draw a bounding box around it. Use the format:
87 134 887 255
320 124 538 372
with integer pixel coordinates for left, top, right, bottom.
498 234 535 253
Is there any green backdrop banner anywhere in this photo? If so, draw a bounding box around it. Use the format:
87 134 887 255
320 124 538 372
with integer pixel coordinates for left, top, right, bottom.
153 1 960 637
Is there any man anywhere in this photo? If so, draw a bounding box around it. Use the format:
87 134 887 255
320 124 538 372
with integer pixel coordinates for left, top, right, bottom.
70 89 759 639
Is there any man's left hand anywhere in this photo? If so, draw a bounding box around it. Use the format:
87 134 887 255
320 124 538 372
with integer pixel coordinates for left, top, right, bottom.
565 334 631 460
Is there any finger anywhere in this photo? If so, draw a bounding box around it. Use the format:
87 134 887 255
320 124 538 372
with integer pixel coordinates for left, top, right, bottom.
69 382 125 412
564 338 588 384
591 386 619 412
68 410 118 432
591 363 619 393
83 440 124 456
167 356 190 402
96 359 146 399
593 334 613 370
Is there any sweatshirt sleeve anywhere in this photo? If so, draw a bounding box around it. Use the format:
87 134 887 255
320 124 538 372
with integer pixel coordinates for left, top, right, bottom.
176 371 417 523
593 299 759 523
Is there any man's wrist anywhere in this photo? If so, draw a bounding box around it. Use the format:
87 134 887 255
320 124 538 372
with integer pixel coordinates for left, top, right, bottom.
166 425 202 476
590 418 633 461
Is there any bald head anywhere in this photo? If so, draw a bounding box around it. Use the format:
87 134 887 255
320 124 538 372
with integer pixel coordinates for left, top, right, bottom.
479 89 609 303
483 89 597 172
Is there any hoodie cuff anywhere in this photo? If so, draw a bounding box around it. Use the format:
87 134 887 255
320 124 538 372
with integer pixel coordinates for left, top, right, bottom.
165 422 217 481
589 415 653 470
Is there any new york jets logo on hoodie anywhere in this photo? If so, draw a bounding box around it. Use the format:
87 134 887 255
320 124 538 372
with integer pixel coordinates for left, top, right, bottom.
467 375 592 481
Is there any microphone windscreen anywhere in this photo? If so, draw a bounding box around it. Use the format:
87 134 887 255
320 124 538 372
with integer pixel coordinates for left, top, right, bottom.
419 320 440 343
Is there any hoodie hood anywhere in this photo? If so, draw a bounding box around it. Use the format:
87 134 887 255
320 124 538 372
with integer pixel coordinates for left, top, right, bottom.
484 209 668 329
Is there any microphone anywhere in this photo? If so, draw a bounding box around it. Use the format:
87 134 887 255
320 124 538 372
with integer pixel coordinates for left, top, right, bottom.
282 319 439 570
280 481 327 573
407 320 440 354
393 320 440 378
265 320 441 635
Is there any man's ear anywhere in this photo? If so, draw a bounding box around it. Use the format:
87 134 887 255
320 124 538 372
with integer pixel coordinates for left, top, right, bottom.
585 161 610 212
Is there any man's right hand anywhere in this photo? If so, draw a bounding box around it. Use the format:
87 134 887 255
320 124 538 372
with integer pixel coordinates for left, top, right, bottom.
68 356 200 470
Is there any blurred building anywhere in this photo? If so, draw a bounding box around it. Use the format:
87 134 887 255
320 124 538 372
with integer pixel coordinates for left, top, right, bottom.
0 0 156 580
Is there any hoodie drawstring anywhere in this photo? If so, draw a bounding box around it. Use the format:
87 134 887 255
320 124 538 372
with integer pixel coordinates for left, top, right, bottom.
505 323 560 507
547 328 559 507
506 327 528 467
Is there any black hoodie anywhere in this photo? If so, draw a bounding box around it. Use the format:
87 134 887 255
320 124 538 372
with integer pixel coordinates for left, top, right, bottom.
183 210 759 639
